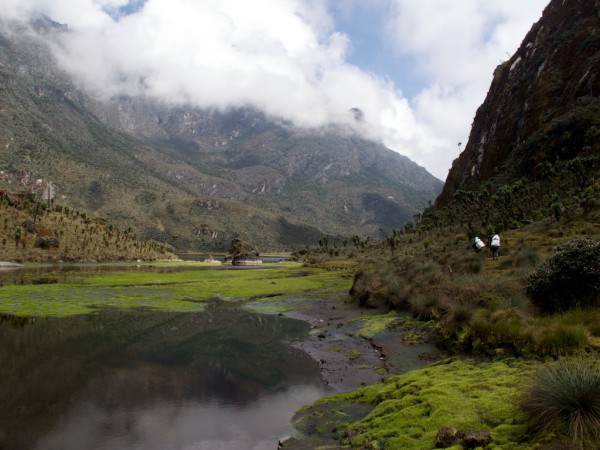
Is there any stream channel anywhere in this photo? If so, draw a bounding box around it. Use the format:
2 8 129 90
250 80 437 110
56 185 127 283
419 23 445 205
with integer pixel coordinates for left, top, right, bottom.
0 264 330 450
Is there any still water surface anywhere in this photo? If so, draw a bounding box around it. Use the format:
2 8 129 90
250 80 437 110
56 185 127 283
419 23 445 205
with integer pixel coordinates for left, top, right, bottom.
0 294 328 449
0 261 278 286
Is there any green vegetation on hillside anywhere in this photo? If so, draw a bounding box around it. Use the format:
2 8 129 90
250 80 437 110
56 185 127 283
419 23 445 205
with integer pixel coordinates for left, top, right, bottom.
430 151 600 233
0 190 174 263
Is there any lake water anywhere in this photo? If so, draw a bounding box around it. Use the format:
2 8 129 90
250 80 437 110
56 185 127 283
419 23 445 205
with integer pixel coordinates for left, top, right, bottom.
0 262 280 286
0 304 328 449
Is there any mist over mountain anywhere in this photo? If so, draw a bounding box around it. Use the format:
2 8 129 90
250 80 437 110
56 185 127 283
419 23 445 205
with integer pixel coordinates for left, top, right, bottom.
0 15 442 252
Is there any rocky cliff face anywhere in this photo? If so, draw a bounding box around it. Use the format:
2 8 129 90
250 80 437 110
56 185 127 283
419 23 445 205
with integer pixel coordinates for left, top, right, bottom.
437 0 600 205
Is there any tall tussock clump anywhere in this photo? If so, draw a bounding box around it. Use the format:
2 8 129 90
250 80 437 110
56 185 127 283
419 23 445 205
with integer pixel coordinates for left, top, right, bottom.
521 358 600 449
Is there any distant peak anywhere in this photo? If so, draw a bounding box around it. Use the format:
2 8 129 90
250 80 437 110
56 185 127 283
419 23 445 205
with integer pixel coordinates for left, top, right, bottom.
29 13 68 34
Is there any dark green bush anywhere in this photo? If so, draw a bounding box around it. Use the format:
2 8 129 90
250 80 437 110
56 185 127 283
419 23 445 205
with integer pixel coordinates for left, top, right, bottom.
33 236 59 249
521 358 600 449
526 239 600 313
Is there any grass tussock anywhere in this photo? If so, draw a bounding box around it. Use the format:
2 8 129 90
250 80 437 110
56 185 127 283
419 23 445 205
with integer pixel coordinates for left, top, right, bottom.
441 302 474 338
468 310 534 355
534 323 589 357
349 256 443 309
521 358 600 449
409 293 446 321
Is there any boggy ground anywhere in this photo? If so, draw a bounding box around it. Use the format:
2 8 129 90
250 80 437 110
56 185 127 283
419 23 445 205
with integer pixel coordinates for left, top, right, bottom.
280 293 443 394
271 294 447 449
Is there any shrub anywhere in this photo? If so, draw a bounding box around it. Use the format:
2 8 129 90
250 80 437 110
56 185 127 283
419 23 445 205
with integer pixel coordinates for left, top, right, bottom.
526 239 600 313
521 358 600 449
33 236 59 249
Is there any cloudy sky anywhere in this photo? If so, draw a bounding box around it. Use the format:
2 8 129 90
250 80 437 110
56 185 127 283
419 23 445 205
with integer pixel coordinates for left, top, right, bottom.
2 0 548 180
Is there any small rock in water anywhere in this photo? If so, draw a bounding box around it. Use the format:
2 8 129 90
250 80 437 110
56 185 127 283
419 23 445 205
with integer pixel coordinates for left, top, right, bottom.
278 435 293 448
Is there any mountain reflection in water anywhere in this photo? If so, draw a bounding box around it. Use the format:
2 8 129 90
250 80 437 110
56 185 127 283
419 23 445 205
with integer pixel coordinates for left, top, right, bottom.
0 305 326 450
0 262 278 286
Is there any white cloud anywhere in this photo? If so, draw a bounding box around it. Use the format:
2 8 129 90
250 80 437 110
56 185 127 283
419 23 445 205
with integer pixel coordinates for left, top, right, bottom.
1 0 549 180
48 0 365 124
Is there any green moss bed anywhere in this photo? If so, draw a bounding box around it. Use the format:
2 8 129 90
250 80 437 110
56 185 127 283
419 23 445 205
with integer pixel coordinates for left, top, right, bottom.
292 358 540 449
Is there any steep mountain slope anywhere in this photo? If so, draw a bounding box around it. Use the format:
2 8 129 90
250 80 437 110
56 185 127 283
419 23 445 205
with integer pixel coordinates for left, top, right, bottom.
88 99 440 234
0 17 442 252
437 0 600 205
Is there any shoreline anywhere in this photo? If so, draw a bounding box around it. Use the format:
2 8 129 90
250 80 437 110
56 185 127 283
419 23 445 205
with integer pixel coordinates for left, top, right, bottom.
282 295 442 394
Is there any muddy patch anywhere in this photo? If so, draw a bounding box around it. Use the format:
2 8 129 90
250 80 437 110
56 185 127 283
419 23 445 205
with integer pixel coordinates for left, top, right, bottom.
281 296 444 393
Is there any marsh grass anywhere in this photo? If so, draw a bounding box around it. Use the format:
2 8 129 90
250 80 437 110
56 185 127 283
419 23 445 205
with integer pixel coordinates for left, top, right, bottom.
439 249 484 274
442 273 530 310
442 302 474 337
0 264 352 317
513 245 542 268
521 358 600 449
532 312 597 357
534 323 588 357
356 312 400 339
349 256 443 309
469 309 534 355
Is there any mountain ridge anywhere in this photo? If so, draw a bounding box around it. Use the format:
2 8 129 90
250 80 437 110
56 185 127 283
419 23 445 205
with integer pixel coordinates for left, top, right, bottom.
0 15 442 252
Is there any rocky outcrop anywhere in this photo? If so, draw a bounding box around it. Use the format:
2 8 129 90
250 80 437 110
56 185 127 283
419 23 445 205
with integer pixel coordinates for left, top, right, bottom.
437 0 600 205
435 426 493 449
